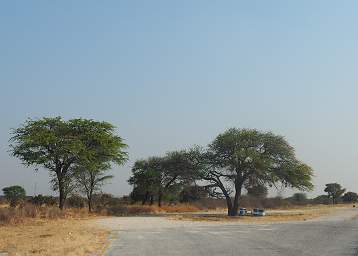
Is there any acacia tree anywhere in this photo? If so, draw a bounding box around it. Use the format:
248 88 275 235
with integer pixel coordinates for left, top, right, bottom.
342 192 358 202
128 159 159 205
129 151 196 207
74 168 114 212
190 128 314 216
10 117 127 210
2 185 26 207
71 119 128 212
324 183 345 204
157 151 196 206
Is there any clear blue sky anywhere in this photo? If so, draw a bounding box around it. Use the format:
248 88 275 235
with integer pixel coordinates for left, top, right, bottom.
1 0 357 197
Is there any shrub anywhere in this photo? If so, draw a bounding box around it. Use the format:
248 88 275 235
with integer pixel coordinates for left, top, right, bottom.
312 195 330 204
30 194 57 206
92 193 122 211
289 193 308 205
107 204 155 216
67 195 86 208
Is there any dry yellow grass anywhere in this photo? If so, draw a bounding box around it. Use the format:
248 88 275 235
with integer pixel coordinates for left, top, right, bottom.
130 204 200 213
0 218 109 256
108 204 201 215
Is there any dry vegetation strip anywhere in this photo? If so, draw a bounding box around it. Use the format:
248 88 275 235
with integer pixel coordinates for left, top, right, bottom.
171 204 355 223
0 205 110 256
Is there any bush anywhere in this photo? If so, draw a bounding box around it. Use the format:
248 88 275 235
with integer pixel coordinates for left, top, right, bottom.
92 193 123 212
107 204 154 216
289 193 308 205
312 195 330 204
30 194 57 206
67 195 85 208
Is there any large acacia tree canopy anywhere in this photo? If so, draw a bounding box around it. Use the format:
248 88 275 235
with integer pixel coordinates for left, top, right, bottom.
198 128 314 191
9 117 128 170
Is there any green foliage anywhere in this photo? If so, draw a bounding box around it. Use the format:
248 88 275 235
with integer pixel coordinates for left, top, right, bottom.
189 128 314 216
9 117 128 210
2 185 26 207
342 191 358 202
128 158 161 204
209 128 314 190
246 184 268 198
324 183 345 204
129 151 197 206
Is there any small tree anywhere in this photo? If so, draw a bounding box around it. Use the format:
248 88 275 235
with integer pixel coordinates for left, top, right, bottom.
342 192 358 203
31 194 57 206
2 185 26 207
75 168 115 212
324 183 345 204
72 119 128 212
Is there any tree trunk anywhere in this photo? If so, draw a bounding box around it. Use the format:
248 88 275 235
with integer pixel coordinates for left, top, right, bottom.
56 168 67 210
58 183 65 210
230 193 241 216
216 180 234 216
225 195 233 216
150 195 154 205
230 181 243 216
158 189 163 207
142 191 149 205
87 189 93 212
88 198 92 212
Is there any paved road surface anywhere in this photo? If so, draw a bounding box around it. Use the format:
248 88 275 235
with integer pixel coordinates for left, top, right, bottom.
99 209 358 256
